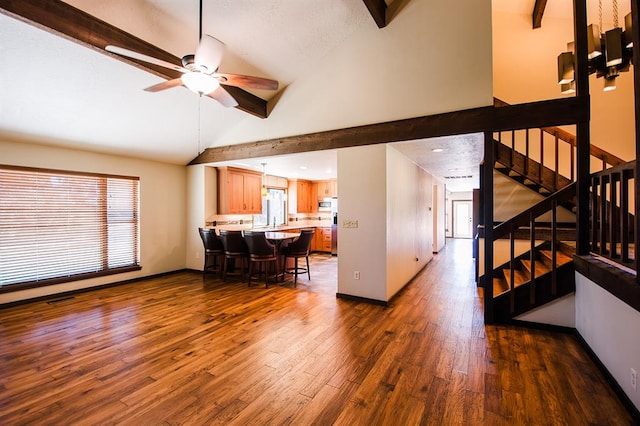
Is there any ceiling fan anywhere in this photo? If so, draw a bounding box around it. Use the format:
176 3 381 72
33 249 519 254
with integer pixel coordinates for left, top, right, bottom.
105 1 278 108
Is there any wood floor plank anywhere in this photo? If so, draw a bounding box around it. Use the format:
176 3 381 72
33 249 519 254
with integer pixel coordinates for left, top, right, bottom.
0 243 634 425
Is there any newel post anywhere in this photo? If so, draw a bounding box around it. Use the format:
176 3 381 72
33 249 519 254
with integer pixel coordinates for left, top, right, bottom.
573 0 591 255
632 0 640 280
483 131 495 324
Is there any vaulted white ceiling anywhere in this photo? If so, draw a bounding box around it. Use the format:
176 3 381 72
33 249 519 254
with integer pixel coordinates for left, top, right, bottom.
3 0 571 191
0 1 375 165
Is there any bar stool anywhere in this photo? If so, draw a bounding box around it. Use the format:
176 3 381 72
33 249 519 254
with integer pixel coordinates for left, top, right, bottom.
198 228 224 277
282 228 315 286
218 230 249 282
243 231 279 287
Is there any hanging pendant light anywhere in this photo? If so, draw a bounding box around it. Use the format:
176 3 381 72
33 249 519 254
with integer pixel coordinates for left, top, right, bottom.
605 27 624 67
624 12 634 48
261 163 268 197
557 51 575 85
557 0 632 93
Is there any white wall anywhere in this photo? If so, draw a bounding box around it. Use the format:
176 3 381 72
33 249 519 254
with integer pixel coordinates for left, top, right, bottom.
337 144 439 302
0 139 187 304
515 293 575 328
433 180 446 253
210 0 493 148
186 164 206 271
576 273 640 411
386 146 433 299
337 145 387 301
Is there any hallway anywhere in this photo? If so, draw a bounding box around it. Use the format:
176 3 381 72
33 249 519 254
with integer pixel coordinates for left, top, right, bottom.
0 239 633 424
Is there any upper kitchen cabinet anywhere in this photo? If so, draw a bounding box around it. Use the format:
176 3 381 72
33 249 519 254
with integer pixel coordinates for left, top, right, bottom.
217 166 263 214
288 179 316 214
316 179 337 199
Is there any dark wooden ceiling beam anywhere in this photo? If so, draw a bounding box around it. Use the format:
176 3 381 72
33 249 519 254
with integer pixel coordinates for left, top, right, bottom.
0 0 269 118
190 97 588 165
362 0 387 28
532 0 547 29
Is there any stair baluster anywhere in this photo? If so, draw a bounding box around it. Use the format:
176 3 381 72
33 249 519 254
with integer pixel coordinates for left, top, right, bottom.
530 212 536 305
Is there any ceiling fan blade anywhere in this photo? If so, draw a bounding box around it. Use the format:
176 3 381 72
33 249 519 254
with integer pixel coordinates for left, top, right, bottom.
207 86 239 108
214 73 279 91
105 45 188 73
195 35 225 73
144 78 184 92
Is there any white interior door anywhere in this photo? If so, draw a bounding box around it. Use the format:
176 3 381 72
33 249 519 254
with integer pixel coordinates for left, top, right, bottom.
453 200 473 238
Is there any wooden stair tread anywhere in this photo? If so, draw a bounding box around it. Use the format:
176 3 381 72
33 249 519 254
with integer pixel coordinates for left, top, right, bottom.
493 277 509 296
520 259 550 277
539 250 573 266
502 268 528 287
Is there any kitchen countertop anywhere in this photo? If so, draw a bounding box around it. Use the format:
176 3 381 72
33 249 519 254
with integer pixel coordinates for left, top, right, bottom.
209 221 332 233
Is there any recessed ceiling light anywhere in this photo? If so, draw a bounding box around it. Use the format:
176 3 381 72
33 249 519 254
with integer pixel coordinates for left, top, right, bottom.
432 148 445 153
299 166 308 170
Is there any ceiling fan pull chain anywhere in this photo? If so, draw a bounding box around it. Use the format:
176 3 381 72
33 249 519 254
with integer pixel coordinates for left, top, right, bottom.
199 0 203 41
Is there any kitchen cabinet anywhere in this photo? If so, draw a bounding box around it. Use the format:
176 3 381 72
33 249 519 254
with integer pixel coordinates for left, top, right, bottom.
217 166 263 214
288 179 315 213
314 227 332 253
316 179 337 199
264 175 288 189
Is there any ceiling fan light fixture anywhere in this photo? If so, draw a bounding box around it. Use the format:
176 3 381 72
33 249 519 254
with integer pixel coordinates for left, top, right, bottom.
181 72 220 95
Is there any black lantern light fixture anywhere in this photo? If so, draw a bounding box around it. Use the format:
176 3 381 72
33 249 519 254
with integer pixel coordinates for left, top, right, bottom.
557 0 633 93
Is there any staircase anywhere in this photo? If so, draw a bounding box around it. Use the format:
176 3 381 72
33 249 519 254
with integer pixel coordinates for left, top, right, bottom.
492 241 576 321
483 100 627 322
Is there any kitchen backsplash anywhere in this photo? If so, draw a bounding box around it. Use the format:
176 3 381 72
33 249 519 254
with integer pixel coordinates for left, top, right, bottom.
205 213 332 228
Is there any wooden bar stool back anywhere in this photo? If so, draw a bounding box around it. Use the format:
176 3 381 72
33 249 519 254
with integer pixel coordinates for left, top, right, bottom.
282 228 315 286
243 231 279 287
198 228 224 276
218 230 249 282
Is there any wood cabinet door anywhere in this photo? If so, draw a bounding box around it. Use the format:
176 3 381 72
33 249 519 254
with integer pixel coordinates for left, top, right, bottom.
227 170 246 214
316 180 337 199
314 228 323 251
297 180 310 213
317 181 328 199
243 172 263 214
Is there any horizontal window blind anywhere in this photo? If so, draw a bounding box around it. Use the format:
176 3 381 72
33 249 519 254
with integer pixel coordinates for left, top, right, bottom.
0 165 140 290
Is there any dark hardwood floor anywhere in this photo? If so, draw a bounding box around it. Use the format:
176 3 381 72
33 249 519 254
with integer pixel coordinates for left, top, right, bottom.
0 240 634 424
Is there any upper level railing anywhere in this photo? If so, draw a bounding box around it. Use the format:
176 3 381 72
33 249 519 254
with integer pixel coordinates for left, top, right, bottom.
590 160 637 271
494 98 625 188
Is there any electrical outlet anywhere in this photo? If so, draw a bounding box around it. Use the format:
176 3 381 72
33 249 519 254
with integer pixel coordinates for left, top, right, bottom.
354 271 360 280
632 368 638 391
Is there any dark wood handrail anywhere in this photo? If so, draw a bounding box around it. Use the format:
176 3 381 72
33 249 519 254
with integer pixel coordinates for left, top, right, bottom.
590 158 636 179
494 98 626 167
493 182 577 240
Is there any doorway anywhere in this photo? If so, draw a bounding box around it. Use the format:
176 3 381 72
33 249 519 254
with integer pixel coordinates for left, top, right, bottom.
452 200 473 238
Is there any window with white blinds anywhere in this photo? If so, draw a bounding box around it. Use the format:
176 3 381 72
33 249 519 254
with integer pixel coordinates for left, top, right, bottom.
0 165 140 291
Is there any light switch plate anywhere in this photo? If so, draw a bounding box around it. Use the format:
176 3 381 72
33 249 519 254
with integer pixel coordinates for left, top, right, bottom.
342 220 358 228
